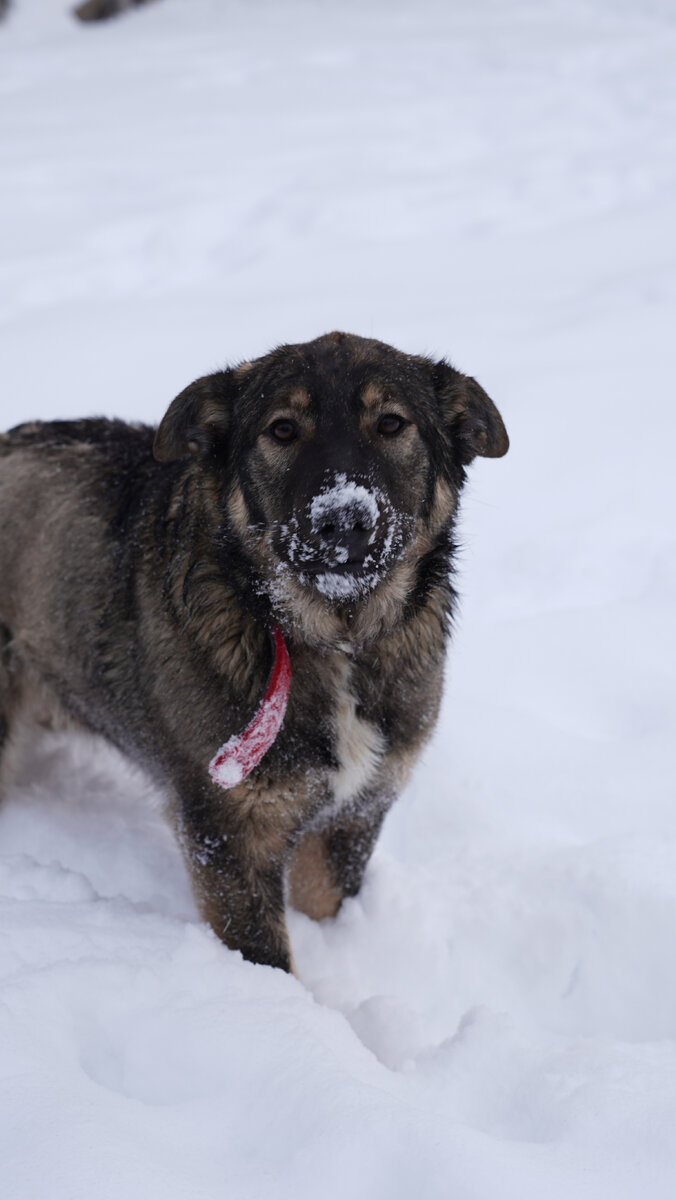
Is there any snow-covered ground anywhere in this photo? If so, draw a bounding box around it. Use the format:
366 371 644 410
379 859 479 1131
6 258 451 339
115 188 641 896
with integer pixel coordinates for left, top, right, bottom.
1 0 675 1195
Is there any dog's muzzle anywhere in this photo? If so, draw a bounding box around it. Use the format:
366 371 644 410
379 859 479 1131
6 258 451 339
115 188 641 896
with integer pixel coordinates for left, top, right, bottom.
278 474 404 601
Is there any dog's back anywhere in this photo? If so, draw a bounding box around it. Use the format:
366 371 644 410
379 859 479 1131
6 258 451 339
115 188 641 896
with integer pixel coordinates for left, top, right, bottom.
0 420 165 760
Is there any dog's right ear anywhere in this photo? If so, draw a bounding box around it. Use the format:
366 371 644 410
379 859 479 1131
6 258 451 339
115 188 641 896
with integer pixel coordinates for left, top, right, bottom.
153 371 232 463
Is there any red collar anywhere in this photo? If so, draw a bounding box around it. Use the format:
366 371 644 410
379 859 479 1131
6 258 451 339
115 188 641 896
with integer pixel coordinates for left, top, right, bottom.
209 626 291 790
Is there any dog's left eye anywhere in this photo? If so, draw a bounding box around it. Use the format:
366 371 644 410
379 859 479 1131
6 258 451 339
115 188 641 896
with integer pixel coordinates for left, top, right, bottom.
269 419 298 443
377 414 406 437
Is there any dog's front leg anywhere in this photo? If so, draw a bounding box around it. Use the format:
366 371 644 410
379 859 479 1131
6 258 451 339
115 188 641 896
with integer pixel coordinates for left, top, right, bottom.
287 799 389 921
174 790 294 972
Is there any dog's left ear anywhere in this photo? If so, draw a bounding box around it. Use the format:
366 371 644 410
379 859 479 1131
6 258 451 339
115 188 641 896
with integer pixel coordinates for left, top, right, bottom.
153 371 232 463
432 362 509 463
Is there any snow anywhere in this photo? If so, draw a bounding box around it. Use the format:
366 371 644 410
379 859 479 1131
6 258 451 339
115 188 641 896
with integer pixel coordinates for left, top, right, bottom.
306 474 400 596
313 568 364 599
1 0 675 1196
309 476 380 537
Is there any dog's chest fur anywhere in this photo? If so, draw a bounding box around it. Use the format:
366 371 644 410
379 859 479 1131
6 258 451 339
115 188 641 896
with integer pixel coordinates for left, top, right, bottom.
283 617 445 820
327 653 385 809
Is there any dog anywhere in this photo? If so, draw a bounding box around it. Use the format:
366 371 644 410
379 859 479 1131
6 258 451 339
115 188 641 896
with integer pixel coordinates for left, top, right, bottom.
0 1 160 24
73 0 159 21
0 332 508 971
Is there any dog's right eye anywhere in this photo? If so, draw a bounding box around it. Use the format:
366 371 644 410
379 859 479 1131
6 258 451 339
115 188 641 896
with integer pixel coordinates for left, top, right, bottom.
268 419 298 444
377 413 407 437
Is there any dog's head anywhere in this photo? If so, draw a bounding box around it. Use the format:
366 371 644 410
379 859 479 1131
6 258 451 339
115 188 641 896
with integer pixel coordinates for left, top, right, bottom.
153 332 508 645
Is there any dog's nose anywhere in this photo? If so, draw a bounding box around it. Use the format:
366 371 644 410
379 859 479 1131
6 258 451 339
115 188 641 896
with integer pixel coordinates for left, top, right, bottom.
316 500 376 561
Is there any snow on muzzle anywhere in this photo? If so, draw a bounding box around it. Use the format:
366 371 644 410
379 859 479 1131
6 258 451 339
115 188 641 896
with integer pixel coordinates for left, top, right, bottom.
280 474 406 600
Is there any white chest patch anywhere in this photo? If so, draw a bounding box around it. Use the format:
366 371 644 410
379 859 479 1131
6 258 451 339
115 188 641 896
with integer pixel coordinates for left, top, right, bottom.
330 659 385 808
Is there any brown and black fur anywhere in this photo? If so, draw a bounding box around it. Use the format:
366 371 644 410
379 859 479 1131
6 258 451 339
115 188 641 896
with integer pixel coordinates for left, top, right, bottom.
73 0 159 22
0 1 160 24
0 332 508 972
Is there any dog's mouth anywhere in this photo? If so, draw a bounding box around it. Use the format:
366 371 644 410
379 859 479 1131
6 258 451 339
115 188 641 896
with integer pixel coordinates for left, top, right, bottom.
297 560 366 577
273 536 393 601
296 558 377 600
297 562 381 600
288 540 404 602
